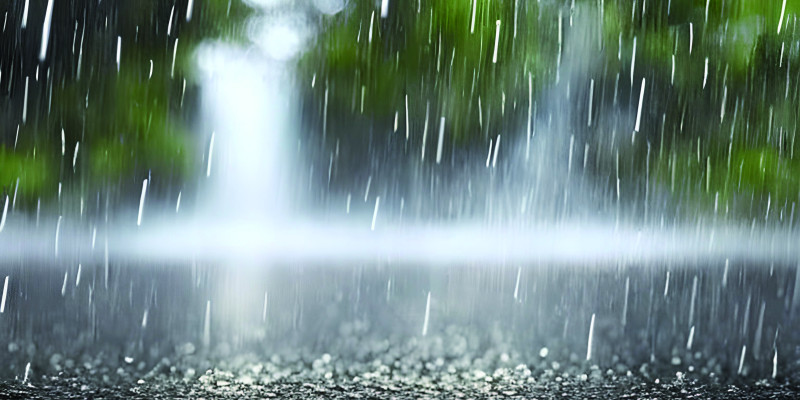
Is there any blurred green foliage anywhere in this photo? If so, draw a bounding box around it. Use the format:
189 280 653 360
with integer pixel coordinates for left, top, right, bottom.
605 0 800 217
301 0 558 143
1 0 250 205
303 0 800 221
3 0 797 222
0 146 51 198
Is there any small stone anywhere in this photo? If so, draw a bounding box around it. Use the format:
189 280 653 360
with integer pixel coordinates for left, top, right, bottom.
177 342 196 356
539 347 549 358
49 353 63 367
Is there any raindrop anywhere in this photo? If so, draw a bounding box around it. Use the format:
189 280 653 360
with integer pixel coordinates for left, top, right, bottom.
61 271 67 296
526 73 533 160
421 102 430 161
186 0 195 22
22 77 28 124
167 6 175 36
203 300 211 348
72 142 80 171
738 345 747 375
588 79 595 127
38 0 54 61
207 132 215 177
0 196 8 233
404 94 409 141
621 277 630 327
171 39 179 78
436 118 446 164
262 292 268 322
363 176 371 202
470 0 477 33
380 0 389 18
688 275 698 326
630 37 636 85
422 292 431 336
22 363 30 384
137 180 148 226
54 216 62 258
722 259 729 288
116 36 122 72
703 57 708 89
493 20 502 64
778 0 787 34
634 78 646 133
368 11 375 43
587 313 596 361
773 351 778 379
492 135 501 168
371 196 380 231
486 139 494 168
21 0 29 29
0 276 8 313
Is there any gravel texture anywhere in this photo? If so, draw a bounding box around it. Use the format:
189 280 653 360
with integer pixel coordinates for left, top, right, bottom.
1 323 799 399
1 360 798 399
2 262 799 398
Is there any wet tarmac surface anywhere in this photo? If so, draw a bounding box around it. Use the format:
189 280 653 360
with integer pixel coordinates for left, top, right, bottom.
1 365 798 399
1 326 799 399
1 263 799 398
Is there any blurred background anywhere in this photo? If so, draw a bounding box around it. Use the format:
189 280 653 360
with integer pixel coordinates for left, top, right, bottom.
0 0 799 396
